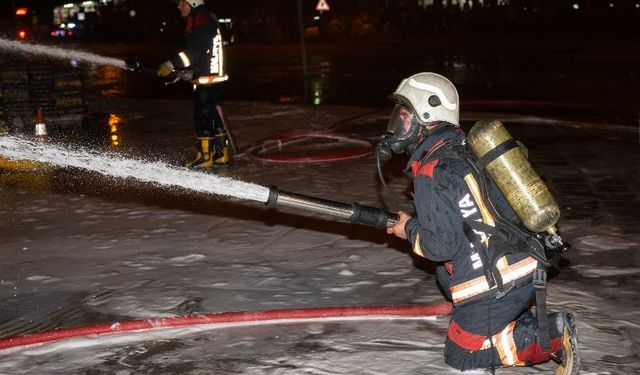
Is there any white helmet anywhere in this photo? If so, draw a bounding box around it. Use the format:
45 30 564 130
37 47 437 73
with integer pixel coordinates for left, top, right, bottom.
182 0 204 7
389 72 459 126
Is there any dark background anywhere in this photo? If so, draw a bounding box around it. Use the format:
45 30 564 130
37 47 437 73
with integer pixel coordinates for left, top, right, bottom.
1 1 638 118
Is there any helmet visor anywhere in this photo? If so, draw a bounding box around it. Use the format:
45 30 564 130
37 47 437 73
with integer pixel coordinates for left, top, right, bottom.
387 104 418 140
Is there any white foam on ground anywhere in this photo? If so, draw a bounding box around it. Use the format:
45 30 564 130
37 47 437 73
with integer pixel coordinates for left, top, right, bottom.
573 234 638 252
0 106 638 374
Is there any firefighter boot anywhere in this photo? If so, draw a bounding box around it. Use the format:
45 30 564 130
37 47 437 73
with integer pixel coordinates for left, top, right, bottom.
212 131 231 167
185 137 215 169
553 313 580 375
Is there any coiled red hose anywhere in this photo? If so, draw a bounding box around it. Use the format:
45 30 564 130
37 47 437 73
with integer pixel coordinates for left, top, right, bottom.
249 131 373 163
0 302 451 351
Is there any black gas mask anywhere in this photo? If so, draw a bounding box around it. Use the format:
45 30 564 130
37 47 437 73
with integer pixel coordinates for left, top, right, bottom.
375 104 422 162
375 104 423 205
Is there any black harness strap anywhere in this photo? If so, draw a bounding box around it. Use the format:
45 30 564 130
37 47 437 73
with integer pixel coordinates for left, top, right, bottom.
424 141 502 292
427 138 554 354
421 140 469 166
533 269 551 351
462 221 497 290
477 138 518 171
472 144 554 353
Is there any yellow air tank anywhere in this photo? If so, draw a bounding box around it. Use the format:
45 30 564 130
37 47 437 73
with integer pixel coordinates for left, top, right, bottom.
467 120 560 235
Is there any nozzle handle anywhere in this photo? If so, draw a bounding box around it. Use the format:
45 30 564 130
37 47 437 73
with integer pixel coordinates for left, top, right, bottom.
267 186 397 229
351 203 398 229
124 57 143 72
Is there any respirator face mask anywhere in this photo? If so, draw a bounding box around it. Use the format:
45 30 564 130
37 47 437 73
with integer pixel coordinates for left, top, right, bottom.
376 104 422 161
375 104 423 205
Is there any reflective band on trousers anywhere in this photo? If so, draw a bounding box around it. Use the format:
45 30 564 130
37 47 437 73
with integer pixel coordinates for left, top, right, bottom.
490 320 524 367
448 320 524 367
450 257 537 303
196 75 229 85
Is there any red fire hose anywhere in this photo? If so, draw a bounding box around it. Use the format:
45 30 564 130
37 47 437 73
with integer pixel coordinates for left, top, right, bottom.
249 131 373 163
0 302 451 351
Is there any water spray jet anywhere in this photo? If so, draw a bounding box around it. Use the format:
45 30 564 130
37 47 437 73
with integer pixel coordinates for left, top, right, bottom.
0 37 129 69
0 136 398 228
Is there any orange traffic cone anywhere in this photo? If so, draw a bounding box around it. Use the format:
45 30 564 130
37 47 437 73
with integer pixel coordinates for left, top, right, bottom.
34 107 48 143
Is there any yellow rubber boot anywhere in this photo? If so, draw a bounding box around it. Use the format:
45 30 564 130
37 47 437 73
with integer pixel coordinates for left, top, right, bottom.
553 313 580 375
212 131 231 167
186 137 215 169
212 146 230 167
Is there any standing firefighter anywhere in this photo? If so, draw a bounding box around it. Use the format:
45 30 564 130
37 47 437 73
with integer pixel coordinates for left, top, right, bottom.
381 72 579 374
158 0 230 168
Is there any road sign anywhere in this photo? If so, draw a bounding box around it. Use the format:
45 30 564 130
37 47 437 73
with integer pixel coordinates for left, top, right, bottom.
316 0 330 12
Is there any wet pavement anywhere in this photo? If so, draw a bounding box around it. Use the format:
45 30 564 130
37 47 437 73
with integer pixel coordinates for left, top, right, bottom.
0 96 639 373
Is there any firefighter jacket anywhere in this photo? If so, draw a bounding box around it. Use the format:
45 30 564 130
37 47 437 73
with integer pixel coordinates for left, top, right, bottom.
403 125 538 307
170 5 228 85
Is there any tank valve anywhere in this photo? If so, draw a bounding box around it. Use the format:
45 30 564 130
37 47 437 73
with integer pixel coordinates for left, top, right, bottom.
544 233 571 257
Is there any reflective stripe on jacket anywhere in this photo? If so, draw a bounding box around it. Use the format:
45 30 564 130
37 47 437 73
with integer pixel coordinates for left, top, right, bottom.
172 5 228 84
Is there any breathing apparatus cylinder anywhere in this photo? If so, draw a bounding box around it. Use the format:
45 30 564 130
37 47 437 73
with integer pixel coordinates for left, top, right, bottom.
467 120 560 235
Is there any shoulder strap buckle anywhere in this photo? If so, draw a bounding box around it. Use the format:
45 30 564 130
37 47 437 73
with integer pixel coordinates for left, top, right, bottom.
533 269 547 290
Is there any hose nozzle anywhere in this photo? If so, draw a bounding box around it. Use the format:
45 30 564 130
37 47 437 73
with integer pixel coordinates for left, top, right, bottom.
124 57 143 72
266 186 397 229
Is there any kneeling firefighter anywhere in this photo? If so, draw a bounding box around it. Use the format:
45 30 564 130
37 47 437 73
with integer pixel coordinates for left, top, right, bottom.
158 0 231 168
381 72 579 374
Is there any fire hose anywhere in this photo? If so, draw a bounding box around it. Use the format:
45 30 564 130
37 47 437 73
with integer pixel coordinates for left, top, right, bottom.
0 303 452 351
0 189 430 352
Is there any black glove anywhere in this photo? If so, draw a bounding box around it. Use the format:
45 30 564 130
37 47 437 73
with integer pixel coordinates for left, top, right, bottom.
177 69 194 81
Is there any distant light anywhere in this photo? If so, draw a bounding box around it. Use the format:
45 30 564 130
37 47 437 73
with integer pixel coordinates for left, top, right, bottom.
636 3 639 7
162 21 167 26
68 23 77 29
313 82 322 105
78 12 85 21
15 8 28 16
82 1 95 5
63 3 75 8
572 3 579 10
313 15 320 21
60 23 66 28
609 3 614 7
129 10 136 18
108 114 122 127
18 30 27 39
109 114 122 146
